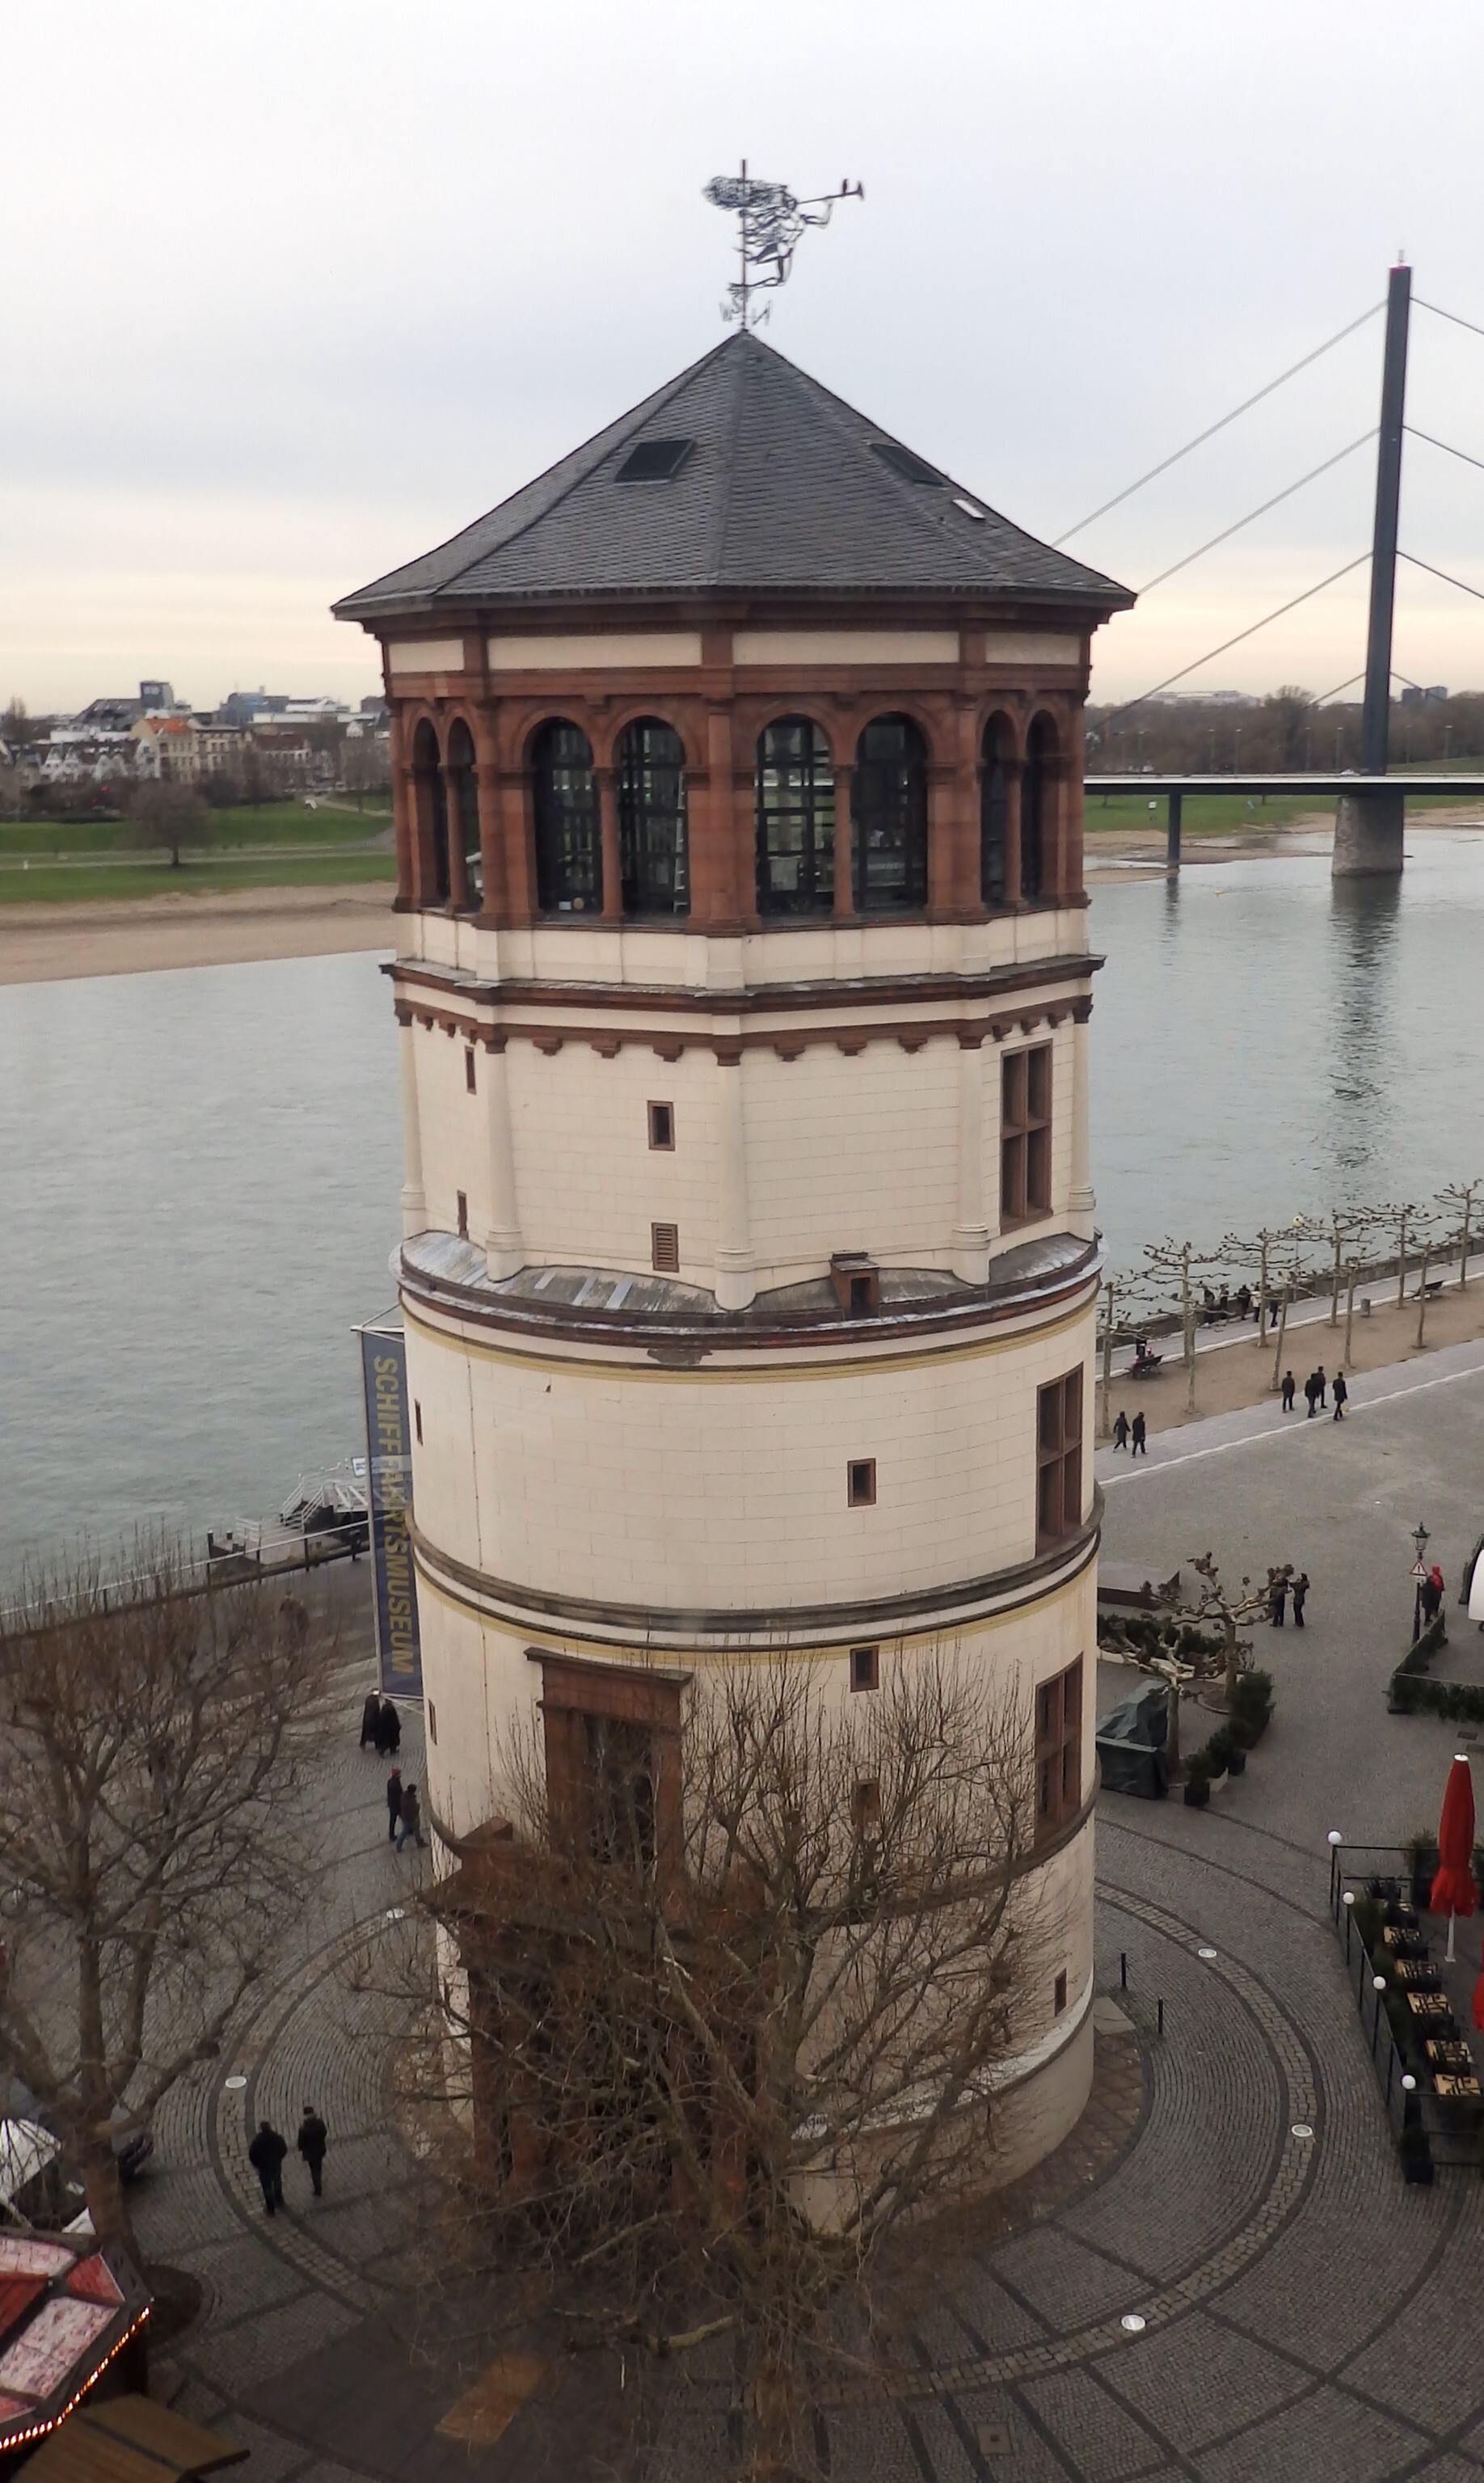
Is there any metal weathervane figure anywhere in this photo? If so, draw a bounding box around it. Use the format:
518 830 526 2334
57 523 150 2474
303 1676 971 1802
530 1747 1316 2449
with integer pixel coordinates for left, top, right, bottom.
703 161 863 327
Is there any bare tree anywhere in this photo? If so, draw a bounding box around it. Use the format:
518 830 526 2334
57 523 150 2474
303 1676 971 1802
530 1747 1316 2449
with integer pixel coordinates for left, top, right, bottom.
342 733 391 809
1438 1177 1484 1291
405 1649 1052 2481
124 780 213 870
1100 1552 1289 1775
0 1544 335 2245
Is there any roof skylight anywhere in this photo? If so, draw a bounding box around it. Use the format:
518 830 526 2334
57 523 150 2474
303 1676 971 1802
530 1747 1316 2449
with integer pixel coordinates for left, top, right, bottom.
616 438 694 483
871 441 944 487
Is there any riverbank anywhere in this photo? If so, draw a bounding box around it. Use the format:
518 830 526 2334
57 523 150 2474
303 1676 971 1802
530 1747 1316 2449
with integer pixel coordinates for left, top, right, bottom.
1084 796 1484 880
0 882 395 982
1105 1268 1484 1438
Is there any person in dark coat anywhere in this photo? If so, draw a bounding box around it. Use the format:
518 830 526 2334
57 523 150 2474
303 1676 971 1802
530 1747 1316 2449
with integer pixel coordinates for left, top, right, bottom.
1314 1366 1327 1409
297 2105 328 2198
1332 1371 1348 1421
359 1690 381 1751
1291 1572 1309 1628
1130 1410 1148 1458
248 2118 287 2215
396 1781 426 1852
1236 1285 1253 1321
1280 1370 1296 1413
379 1698 401 1757
1112 1409 1130 1451
1269 1574 1288 1627
386 1766 403 1842
1303 1371 1321 1417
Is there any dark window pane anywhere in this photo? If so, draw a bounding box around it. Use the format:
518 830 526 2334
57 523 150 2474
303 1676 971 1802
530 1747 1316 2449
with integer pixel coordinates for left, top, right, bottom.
756 718 835 915
1027 1125 1051 1213
853 715 927 914
981 724 1010 906
533 720 600 913
1022 719 1054 902
413 721 450 906
618 719 689 916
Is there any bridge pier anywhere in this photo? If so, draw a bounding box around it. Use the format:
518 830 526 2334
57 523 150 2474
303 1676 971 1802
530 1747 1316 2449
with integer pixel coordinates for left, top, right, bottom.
1331 784 1404 876
1166 790 1183 870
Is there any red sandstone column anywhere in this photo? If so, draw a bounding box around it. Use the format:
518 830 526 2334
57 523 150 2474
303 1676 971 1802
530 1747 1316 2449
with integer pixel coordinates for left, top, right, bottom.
925 758 956 921
474 760 504 924
833 759 856 920
391 762 415 911
596 766 622 922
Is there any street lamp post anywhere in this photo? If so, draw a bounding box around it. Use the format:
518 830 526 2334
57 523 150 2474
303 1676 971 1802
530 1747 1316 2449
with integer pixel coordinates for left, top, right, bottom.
1411 1522 1431 1643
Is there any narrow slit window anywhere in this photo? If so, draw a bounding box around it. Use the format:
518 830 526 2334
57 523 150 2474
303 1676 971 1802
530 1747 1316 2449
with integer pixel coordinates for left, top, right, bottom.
850 1645 879 1693
651 1221 680 1273
465 1047 477 1093
1034 1657 1084 1838
647 1101 675 1151
1054 1969 1068 2015
1001 1042 1053 1225
414 1400 423 1446
848 1458 877 1508
852 1779 882 1836
428 1701 437 1746
1035 1370 1083 1549
456 1189 469 1239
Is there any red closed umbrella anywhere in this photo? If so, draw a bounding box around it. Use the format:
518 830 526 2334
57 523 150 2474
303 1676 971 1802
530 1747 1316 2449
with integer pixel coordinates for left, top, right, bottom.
1430 1753 1478 1963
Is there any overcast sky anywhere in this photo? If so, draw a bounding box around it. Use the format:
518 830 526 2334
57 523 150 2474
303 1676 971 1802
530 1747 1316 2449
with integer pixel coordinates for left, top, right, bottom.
6 0 1484 714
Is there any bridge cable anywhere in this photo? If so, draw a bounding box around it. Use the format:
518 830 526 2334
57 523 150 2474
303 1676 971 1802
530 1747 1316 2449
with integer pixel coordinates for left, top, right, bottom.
1308 671 1366 707
1053 303 1383 546
1138 433 1376 593
1414 298 1484 346
1102 555 1370 724
1406 425 1484 479
1398 549 1484 604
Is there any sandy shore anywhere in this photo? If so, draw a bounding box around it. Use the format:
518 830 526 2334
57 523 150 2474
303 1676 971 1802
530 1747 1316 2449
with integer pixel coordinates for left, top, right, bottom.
0 884 396 983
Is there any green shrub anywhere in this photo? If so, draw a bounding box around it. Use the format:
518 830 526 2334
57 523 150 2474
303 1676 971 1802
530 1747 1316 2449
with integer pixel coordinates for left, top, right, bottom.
1388 1672 1484 1723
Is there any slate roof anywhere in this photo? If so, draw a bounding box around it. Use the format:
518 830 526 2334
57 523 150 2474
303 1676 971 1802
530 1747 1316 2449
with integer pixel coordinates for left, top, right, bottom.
335 331 1132 621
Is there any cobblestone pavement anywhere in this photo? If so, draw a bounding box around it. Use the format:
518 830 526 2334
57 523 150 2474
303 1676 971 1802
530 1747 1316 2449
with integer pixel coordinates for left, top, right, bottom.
133 1354 1484 2479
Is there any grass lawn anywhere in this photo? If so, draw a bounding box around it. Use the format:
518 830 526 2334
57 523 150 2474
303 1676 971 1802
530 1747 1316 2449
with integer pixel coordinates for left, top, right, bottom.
0 851 396 906
1085 792 1334 837
0 797 391 860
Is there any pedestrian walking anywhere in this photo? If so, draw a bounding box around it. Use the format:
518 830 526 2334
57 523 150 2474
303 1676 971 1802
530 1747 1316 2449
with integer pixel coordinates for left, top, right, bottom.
1292 1571 1309 1628
1130 1410 1148 1459
297 2105 328 2198
248 2118 287 2216
386 1765 403 1843
1315 1366 1328 1409
1269 1575 1288 1628
379 1698 401 1758
359 1690 381 1751
395 1780 426 1852
1280 1370 1296 1413
1236 1284 1253 1321
1112 1408 1130 1451
1304 1371 1321 1418
1332 1371 1348 1421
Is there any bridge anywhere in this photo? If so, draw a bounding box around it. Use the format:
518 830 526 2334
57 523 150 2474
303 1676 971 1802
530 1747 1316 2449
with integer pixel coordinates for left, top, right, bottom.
1070 263 1484 876
1084 772 1484 868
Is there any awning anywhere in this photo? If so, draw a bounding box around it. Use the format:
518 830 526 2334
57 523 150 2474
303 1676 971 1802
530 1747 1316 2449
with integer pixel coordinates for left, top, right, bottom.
19 2393 247 2480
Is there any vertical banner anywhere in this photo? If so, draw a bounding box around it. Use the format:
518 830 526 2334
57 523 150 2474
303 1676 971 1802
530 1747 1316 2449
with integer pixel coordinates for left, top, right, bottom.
359 1325 422 1700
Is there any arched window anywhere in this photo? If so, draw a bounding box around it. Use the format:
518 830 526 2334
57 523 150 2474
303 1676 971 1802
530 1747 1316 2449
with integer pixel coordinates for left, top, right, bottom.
532 720 600 914
980 715 1014 907
411 719 449 907
853 715 927 913
446 720 481 906
616 718 689 915
1022 716 1056 903
755 717 835 915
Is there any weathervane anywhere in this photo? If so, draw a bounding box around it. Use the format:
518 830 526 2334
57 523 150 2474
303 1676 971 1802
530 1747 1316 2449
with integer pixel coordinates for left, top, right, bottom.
703 162 863 327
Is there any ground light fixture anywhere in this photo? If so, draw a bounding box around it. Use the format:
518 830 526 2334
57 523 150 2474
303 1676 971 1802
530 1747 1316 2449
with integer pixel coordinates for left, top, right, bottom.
1197 1946 1219 1960
1119 2314 1147 2333
1374 1975 1387 1991
1327 1830 1343 1845
224 2076 247 2091
1292 2123 1315 2139
1402 2075 1418 2092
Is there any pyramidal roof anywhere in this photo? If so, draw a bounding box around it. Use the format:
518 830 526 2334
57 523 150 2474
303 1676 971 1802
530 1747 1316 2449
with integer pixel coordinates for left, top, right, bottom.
335 331 1132 621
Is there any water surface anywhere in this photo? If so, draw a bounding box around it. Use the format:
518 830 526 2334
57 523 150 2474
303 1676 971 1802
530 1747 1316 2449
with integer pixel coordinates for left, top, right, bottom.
2 830 1480 1562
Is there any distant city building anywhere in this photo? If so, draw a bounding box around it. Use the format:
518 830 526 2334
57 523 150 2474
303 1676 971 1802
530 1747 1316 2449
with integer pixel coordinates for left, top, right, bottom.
1207 690 1258 709
1399 684 1448 707
131 715 200 781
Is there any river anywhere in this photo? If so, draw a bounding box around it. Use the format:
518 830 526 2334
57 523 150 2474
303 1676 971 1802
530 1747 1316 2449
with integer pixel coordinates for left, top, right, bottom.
3 828 1481 1565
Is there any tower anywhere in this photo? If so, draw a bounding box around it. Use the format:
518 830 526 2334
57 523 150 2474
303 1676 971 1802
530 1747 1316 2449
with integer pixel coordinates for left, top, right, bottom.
335 332 1132 2183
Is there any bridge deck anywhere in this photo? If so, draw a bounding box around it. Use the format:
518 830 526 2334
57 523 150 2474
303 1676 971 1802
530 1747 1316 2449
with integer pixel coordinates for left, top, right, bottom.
1084 772 1484 798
